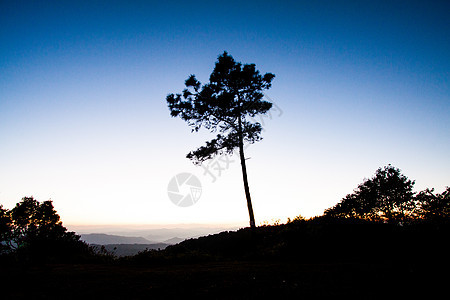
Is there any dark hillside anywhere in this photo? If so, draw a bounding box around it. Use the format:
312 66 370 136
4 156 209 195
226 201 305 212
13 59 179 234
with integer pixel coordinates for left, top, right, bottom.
2 218 447 299
2 197 448 298
130 217 448 265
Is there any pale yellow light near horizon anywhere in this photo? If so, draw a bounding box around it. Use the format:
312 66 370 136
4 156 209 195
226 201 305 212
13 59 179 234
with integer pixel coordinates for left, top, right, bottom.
2 124 447 228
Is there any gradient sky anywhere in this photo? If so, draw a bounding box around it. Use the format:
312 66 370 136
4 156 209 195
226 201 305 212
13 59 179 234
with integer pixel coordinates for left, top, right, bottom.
1 0 449 226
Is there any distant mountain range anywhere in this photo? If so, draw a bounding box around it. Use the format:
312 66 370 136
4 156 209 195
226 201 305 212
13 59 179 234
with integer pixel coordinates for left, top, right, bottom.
164 237 185 244
71 224 241 243
81 234 181 256
81 233 153 245
73 225 243 257
80 233 186 245
92 243 170 257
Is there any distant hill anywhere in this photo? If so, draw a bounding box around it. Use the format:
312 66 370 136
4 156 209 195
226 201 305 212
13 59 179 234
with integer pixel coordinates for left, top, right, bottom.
93 243 169 257
68 224 241 243
163 237 185 244
81 233 153 245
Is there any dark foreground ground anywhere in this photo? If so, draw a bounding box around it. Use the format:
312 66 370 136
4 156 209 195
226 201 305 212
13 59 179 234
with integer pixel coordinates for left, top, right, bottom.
2 259 444 299
2 220 447 299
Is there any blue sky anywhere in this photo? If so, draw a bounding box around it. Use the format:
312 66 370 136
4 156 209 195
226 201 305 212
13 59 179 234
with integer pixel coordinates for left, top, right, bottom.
1 0 449 226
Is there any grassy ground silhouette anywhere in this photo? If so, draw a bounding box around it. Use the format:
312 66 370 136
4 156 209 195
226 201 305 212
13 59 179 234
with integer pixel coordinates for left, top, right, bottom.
3 260 441 299
2 218 447 299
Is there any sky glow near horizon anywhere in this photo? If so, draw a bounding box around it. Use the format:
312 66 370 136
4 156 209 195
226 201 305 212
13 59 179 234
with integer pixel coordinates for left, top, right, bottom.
1 0 449 226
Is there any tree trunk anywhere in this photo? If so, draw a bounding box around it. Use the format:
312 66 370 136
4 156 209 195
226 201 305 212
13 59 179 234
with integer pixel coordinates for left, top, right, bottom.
238 115 256 228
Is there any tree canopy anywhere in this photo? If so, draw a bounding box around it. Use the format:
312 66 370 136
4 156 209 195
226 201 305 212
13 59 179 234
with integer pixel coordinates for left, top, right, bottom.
167 51 275 163
1 197 92 262
324 165 449 224
324 165 415 222
415 187 450 222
